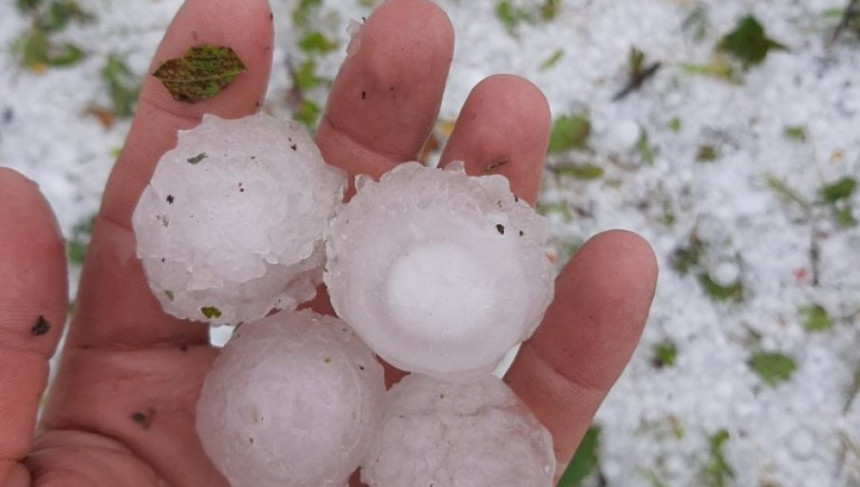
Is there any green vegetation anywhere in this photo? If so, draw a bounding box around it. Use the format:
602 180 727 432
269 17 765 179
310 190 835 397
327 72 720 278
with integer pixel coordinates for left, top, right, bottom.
820 177 856 204
718 16 787 69
819 177 857 226
680 59 739 83
671 238 704 274
682 15 785 84
669 117 683 132
294 59 326 92
153 46 247 103
765 175 812 213
101 54 140 118
293 99 322 130
783 125 807 142
652 340 679 368
699 274 743 302
552 163 604 181
66 215 94 265
540 49 565 70
614 46 662 100
201 306 222 319
12 0 93 71
548 113 591 154
800 304 833 332
494 0 562 34
292 0 323 28
702 430 735 487
749 352 797 386
298 31 338 54
636 129 657 164
558 426 601 486
287 0 338 131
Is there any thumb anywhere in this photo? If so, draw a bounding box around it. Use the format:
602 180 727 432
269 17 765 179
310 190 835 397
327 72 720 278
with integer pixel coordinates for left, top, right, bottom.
0 168 68 486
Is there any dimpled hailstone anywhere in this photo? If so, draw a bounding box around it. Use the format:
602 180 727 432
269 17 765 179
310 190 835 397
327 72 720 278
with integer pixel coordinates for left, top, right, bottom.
132 113 346 325
196 310 385 487
361 374 555 487
325 162 554 382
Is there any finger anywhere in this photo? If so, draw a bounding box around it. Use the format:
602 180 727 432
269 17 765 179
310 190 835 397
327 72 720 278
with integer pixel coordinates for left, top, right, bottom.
0 169 67 485
503 230 658 478
315 0 455 183
66 0 274 349
312 0 453 387
439 74 551 205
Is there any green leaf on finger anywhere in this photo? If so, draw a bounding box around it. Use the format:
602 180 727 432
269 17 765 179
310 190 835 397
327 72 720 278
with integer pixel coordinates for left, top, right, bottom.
153 45 247 103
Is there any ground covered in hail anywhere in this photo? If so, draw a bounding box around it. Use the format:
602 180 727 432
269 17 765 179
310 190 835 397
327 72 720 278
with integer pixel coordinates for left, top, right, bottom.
0 0 858 486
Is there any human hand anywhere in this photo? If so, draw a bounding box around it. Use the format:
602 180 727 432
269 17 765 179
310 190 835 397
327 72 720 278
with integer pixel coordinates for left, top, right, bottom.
0 0 657 486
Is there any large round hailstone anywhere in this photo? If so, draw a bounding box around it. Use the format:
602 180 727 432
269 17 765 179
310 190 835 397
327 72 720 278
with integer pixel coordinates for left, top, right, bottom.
361 374 555 487
196 310 385 487
132 113 346 325
325 162 554 381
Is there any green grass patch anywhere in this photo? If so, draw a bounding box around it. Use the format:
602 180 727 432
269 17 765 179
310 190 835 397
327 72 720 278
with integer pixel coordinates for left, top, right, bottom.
652 340 678 368
637 129 657 164
800 304 833 332
548 113 591 154
699 274 743 302
540 48 565 70
298 31 338 54
552 163 604 180
783 125 807 142
820 177 856 204
12 0 93 71
702 429 735 487
718 15 787 69
749 352 797 386
66 215 94 265
102 54 140 118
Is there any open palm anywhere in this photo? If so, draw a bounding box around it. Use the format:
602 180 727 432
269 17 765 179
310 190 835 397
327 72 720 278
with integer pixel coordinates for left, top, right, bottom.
0 1 657 486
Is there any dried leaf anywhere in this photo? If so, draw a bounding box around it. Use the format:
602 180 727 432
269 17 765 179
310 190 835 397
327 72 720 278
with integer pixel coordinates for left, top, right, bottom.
153 45 247 103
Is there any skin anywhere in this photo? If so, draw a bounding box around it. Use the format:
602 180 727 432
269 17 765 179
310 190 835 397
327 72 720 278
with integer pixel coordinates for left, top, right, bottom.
0 0 657 486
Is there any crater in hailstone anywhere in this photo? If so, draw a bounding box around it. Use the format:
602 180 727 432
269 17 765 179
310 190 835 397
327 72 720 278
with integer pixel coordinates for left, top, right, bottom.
325 162 555 381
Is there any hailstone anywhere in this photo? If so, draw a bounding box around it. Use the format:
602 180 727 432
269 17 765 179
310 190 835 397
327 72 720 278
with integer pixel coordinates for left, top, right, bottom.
361 374 556 487
325 162 555 382
132 113 346 325
196 310 385 487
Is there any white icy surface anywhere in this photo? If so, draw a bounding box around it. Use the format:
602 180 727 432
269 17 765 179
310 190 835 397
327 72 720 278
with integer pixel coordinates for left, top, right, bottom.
196 310 385 487
361 374 555 487
325 162 555 382
132 113 346 325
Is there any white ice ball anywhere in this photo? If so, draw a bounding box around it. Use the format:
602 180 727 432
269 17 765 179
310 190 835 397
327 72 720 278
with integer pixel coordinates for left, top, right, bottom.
325 162 555 382
196 310 385 487
361 374 556 487
132 113 346 325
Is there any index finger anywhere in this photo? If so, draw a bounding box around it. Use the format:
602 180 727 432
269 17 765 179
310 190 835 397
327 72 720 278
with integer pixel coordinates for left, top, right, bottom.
67 0 275 350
